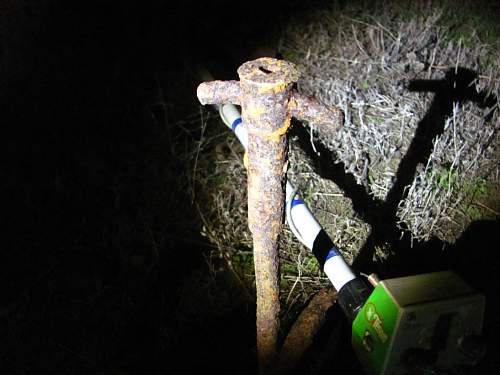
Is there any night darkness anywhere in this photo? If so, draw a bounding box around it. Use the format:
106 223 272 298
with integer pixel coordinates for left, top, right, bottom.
1 1 327 374
2 0 499 374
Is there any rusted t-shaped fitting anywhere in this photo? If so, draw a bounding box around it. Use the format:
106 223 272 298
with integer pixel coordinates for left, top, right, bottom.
197 57 343 372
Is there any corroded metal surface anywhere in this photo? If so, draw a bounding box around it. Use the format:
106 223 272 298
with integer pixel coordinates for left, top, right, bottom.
238 58 298 371
276 288 338 374
196 57 343 373
289 92 344 128
197 80 241 105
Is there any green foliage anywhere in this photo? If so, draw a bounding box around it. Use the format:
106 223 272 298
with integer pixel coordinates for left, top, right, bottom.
433 166 492 197
387 0 500 43
281 49 302 63
279 253 322 289
465 204 484 221
439 4 500 47
299 183 316 207
436 169 458 190
462 179 498 221
305 255 321 274
232 251 255 279
465 178 489 199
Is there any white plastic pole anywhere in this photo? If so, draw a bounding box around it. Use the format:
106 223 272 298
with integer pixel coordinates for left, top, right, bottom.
216 103 356 291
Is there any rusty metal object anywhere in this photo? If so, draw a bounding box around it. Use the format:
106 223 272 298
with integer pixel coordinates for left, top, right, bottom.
276 288 337 374
197 80 241 105
197 57 343 373
289 92 344 128
239 59 298 372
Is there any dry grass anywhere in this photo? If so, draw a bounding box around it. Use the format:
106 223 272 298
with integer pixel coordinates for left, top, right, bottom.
191 0 499 320
190 114 334 319
283 2 499 243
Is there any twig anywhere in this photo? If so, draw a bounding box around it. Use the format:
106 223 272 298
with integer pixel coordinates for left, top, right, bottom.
472 201 499 216
191 107 208 203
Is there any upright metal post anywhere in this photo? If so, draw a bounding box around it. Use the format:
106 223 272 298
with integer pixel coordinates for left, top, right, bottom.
197 57 343 373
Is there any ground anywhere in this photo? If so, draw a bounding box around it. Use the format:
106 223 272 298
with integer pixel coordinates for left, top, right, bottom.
1 0 499 374
194 0 499 373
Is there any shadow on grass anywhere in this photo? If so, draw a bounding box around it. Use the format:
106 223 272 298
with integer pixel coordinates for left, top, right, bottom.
291 66 499 372
292 66 496 273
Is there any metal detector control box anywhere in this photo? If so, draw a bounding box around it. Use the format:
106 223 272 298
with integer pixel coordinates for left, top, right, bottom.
352 271 485 374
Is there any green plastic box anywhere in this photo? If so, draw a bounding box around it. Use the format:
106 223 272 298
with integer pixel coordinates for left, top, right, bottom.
352 271 485 374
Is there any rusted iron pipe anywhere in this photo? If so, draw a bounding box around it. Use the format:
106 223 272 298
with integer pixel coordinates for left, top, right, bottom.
197 57 343 373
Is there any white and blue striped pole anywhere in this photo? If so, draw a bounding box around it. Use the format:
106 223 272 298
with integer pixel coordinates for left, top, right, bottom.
218 103 370 320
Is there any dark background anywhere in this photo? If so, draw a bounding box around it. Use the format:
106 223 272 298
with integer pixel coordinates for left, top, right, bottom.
1 1 328 374
1 0 499 374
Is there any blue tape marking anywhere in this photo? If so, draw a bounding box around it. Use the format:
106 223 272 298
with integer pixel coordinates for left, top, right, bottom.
325 246 340 261
231 117 242 131
291 198 305 209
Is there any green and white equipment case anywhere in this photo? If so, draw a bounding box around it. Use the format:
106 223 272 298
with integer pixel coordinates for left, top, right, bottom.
352 271 485 374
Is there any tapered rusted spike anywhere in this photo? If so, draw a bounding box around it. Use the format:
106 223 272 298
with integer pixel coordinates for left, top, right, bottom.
196 57 343 374
237 58 299 372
